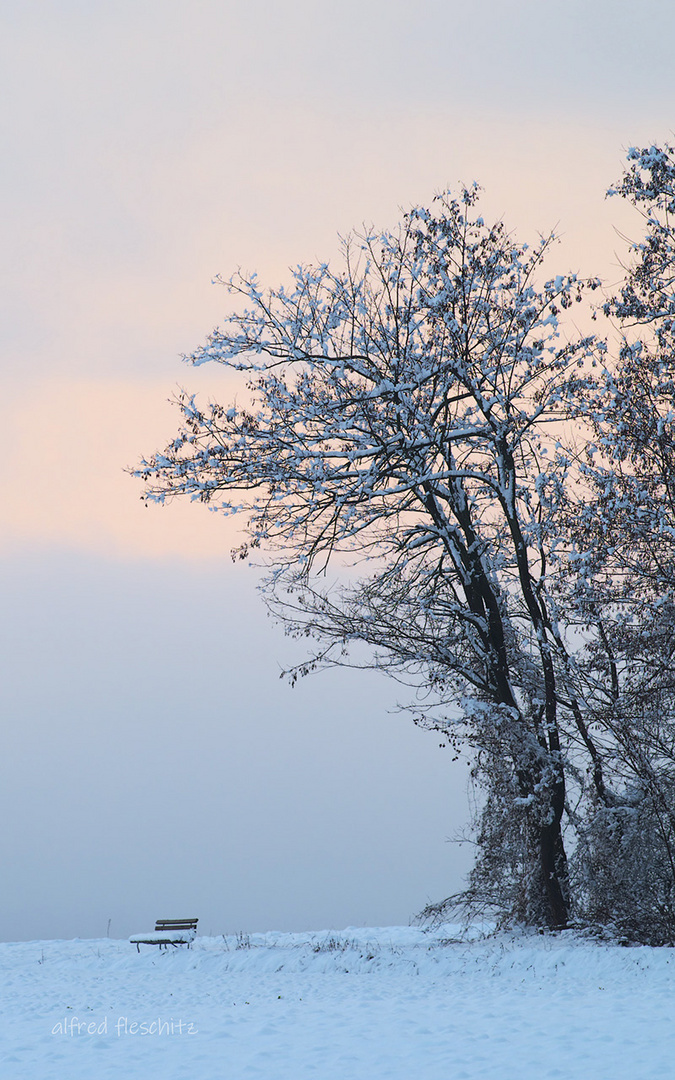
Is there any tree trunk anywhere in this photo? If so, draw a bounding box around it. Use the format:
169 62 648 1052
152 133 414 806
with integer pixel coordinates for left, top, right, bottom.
527 776 569 929
539 817 570 929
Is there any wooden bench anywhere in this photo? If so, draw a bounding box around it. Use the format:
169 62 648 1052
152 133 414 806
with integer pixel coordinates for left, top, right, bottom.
129 918 198 952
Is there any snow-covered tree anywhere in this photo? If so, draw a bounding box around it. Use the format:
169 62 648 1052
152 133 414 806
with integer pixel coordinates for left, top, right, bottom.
137 188 601 930
581 144 675 592
561 145 675 942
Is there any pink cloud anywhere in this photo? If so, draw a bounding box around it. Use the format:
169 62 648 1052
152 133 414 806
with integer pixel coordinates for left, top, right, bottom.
2 378 243 560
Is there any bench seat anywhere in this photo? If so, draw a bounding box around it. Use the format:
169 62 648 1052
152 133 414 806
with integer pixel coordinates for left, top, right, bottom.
130 918 198 951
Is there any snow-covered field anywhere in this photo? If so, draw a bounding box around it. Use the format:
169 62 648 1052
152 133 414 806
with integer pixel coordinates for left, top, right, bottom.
2 925 675 1079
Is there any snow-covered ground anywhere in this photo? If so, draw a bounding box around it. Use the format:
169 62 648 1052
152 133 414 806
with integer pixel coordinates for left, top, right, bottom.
2 925 674 1079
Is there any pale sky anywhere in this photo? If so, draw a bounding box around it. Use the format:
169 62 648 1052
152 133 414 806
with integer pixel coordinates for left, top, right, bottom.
1 0 674 941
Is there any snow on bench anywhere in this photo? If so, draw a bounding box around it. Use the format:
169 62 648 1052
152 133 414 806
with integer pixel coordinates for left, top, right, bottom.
129 918 198 952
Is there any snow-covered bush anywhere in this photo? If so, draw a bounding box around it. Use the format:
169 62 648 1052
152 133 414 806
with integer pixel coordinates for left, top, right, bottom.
572 785 675 945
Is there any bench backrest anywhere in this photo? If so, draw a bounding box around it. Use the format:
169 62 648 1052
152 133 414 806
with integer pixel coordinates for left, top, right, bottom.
154 918 198 932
